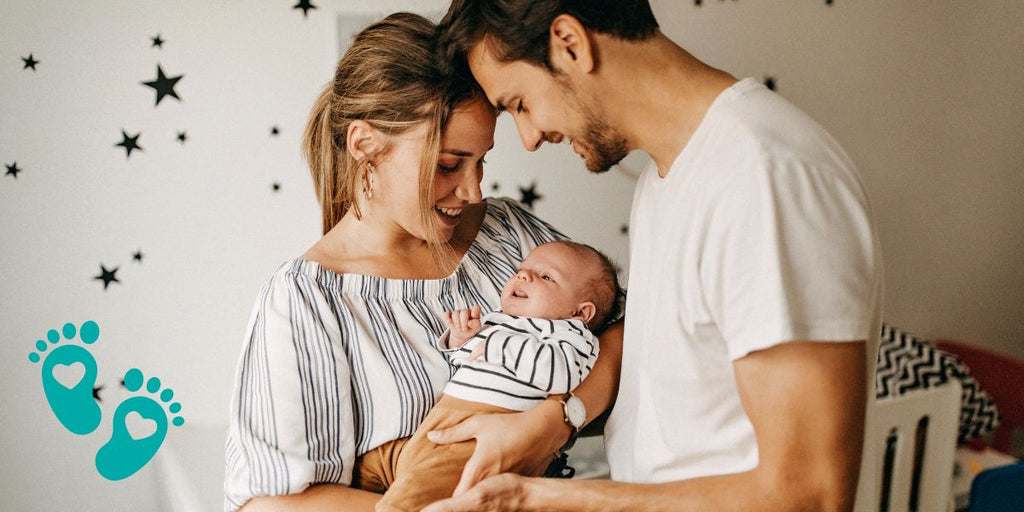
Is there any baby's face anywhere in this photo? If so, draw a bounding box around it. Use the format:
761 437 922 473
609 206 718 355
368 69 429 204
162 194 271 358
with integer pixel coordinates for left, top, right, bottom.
500 242 592 320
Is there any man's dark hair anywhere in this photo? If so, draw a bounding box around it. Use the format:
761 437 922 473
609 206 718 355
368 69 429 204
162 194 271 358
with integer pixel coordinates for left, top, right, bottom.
437 0 659 76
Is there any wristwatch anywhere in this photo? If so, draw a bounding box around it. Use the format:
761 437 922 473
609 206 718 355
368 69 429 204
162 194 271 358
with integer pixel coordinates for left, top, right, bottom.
559 393 586 451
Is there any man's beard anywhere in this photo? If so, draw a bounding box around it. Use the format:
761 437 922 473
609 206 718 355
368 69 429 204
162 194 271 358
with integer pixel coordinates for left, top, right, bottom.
577 109 629 174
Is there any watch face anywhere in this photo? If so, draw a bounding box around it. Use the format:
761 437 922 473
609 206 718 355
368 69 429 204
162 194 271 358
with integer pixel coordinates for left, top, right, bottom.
565 396 586 428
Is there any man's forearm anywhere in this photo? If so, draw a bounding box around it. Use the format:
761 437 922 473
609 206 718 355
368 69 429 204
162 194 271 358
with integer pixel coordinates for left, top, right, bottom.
521 466 851 512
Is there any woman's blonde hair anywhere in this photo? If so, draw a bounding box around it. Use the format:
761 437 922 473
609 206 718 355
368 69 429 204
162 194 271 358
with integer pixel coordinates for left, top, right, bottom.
303 12 482 265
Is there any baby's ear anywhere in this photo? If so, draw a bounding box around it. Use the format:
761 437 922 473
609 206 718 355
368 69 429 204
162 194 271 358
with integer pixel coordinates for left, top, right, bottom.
573 301 596 326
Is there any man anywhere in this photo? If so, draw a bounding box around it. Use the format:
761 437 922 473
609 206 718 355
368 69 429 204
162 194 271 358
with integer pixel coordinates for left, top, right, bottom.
425 2 883 511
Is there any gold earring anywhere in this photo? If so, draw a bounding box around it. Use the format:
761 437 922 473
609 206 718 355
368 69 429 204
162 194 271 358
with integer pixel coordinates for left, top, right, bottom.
363 162 375 200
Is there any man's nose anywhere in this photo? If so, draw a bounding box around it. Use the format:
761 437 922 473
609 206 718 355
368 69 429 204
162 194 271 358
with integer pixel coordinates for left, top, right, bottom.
515 120 544 152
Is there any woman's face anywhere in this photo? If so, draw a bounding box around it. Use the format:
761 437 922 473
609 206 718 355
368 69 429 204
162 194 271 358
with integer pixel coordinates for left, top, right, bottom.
375 97 496 244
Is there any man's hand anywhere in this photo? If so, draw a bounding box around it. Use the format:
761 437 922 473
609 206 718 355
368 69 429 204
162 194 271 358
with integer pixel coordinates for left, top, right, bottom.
421 474 528 512
444 305 483 348
426 399 568 496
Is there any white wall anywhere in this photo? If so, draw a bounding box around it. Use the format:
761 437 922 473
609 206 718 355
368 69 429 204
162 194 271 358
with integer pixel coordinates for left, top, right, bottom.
1 1 1021 510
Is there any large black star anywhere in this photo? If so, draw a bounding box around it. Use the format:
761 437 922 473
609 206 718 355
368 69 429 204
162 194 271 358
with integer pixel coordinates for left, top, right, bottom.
22 54 39 71
115 130 143 158
293 0 317 17
133 249 144 263
5 162 21 178
518 181 543 209
151 34 165 49
92 384 105 402
141 64 183 106
94 264 121 290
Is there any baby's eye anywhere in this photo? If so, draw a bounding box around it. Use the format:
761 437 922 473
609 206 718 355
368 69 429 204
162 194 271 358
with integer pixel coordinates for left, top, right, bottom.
541 274 552 281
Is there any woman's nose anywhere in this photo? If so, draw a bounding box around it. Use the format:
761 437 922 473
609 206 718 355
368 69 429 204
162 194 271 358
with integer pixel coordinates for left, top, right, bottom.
455 169 482 203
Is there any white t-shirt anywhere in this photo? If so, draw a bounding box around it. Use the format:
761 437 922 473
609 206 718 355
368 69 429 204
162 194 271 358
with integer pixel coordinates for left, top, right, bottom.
604 78 883 483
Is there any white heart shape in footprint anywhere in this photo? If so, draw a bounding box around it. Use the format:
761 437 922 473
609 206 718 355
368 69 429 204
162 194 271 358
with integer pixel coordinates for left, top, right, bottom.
126 411 158 441
53 362 85 389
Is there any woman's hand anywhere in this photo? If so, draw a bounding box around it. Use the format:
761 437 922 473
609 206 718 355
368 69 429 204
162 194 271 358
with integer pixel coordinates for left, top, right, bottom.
426 398 570 496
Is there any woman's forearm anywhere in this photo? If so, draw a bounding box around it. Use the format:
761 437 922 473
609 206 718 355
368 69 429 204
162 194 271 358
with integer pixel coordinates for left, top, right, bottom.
239 483 381 512
574 320 623 429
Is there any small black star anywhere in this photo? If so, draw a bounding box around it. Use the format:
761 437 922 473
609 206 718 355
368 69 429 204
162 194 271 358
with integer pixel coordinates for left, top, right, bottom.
22 54 39 71
119 377 126 388
270 125 280 136
133 249 144 263
490 182 500 192
5 162 21 178
271 182 281 192
826 0 834 4
620 224 629 235
94 264 121 290
115 130 143 159
518 181 543 209
141 64 183 106
764 76 777 91
293 0 317 17
695 0 702 5
92 384 105 402
177 131 188 144
151 34 165 49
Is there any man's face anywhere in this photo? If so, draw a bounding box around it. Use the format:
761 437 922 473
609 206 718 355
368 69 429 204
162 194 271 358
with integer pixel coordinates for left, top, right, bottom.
467 43 628 174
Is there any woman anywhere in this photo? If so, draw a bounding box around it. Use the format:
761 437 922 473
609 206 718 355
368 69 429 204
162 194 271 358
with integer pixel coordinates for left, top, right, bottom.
224 13 622 511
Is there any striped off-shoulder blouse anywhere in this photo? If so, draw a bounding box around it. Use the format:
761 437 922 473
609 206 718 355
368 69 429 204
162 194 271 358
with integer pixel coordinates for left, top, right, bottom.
224 197 567 511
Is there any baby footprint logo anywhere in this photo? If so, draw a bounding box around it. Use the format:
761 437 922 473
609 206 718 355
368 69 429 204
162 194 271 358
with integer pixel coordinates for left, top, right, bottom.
96 368 185 480
28 321 102 435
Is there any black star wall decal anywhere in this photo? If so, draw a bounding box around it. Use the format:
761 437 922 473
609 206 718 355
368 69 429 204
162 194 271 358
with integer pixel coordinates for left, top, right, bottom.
490 182 500 192
22 54 39 70
293 0 317 17
141 64 183 106
115 130 143 158
518 182 543 209
5 162 22 178
270 125 280 136
764 76 776 91
133 250 144 263
92 384 105 402
177 131 188 144
151 34 165 49
620 224 629 235
271 182 281 192
94 264 121 290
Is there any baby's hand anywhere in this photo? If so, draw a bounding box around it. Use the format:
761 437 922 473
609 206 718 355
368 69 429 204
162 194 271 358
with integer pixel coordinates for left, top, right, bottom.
444 305 483 348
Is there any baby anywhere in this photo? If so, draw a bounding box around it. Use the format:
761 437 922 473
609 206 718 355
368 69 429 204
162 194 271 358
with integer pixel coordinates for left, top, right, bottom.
355 241 620 512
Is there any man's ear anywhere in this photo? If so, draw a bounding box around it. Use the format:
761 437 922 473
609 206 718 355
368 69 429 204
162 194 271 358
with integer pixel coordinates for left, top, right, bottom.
347 120 381 161
573 301 597 326
549 14 595 74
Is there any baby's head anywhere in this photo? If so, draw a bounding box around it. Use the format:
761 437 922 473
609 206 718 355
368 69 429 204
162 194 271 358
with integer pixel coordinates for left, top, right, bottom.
500 241 620 330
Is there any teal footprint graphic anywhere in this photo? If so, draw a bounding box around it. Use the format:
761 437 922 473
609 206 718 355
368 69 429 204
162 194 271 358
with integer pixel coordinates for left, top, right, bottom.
28 321 102 435
96 368 185 481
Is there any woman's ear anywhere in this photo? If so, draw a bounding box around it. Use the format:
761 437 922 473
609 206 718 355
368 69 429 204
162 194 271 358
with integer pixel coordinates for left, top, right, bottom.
347 120 380 161
573 301 597 326
549 14 595 74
